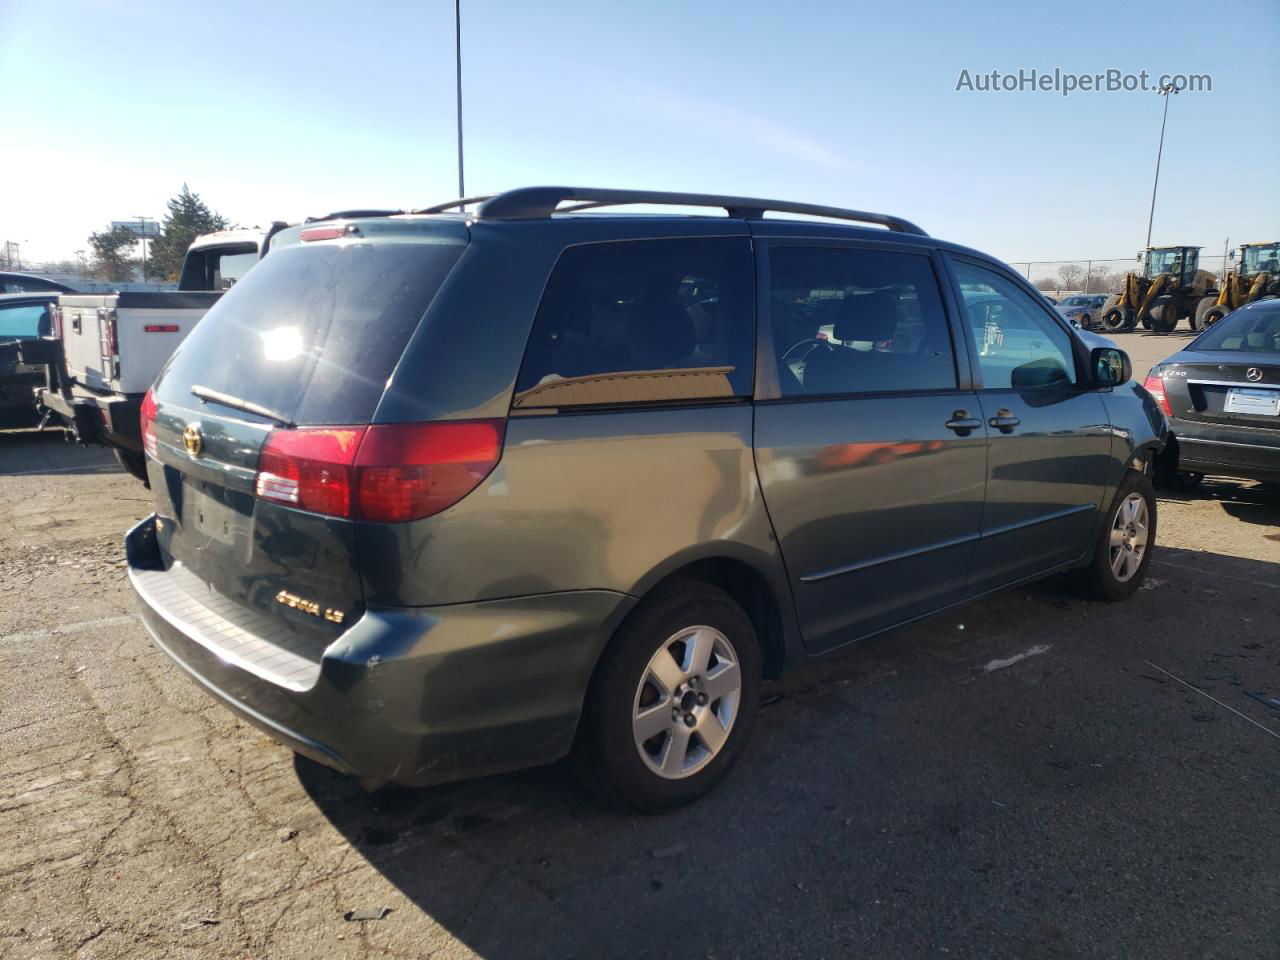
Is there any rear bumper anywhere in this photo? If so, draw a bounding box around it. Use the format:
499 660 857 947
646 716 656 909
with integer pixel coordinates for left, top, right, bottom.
36 387 142 452
1168 419 1280 483
126 515 635 787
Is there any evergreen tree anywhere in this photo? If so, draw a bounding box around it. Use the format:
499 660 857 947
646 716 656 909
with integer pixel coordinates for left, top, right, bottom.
146 185 230 281
87 225 139 282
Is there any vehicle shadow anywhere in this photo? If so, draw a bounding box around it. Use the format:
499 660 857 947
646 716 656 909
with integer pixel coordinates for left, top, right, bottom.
1157 477 1280 529
0 427 120 476
295 544 1280 958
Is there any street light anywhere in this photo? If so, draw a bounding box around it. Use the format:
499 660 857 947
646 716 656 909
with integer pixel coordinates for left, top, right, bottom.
1144 82 1179 252
455 0 464 200
134 214 151 278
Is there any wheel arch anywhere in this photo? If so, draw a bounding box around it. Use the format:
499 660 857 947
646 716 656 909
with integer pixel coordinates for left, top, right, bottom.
622 544 802 680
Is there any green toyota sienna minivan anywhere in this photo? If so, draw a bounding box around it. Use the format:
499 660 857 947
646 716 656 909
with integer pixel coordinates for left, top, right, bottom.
127 187 1167 811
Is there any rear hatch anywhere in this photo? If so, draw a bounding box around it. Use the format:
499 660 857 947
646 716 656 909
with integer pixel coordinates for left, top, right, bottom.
147 218 468 649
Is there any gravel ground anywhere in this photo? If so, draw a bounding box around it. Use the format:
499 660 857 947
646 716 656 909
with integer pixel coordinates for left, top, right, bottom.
1 341 1277 960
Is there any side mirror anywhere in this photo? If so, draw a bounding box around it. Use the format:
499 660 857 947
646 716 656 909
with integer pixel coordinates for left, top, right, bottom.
1092 346 1131 387
1228 249 1237 262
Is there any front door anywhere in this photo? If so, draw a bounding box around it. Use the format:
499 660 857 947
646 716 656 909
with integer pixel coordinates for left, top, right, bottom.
754 242 988 653
945 257 1112 594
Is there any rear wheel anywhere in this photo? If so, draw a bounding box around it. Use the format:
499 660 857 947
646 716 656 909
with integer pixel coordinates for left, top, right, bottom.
1198 300 1231 329
576 579 761 812
1079 471 1157 601
113 448 149 484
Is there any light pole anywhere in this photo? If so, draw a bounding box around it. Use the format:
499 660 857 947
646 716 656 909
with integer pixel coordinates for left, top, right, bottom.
455 0 464 200
135 215 150 279
1144 82 1178 252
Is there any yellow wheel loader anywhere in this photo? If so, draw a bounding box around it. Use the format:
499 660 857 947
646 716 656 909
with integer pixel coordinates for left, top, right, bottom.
1099 246 1215 333
1193 241 1280 330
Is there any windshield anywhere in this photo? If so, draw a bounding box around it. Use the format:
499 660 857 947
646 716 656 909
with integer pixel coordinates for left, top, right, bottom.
1060 296 1089 306
1147 248 1197 276
156 221 467 425
1190 303 1280 353
1242 244 1280 276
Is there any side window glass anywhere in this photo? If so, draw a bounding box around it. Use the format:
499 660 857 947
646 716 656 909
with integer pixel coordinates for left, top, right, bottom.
952 261 1078 389
768 246 956 397
514 238 754 408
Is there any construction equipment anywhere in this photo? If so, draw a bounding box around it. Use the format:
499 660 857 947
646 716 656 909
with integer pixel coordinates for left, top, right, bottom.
1193 241 1280 329
1099 246 1215 333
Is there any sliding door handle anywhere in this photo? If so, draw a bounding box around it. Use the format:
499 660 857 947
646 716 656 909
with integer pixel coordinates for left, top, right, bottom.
945 411 983 436
988 408 1021 433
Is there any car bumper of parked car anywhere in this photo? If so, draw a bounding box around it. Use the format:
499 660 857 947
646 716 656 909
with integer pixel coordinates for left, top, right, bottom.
1170 420 1280 483
37 387 144 453
125 515 635 787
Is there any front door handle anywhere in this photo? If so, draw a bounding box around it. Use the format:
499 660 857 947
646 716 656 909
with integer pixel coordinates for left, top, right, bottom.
988 408 1021 433
945 411 983 436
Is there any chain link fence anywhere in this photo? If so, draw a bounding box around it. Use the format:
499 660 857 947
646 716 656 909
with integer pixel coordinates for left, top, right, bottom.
1007 255 1230 298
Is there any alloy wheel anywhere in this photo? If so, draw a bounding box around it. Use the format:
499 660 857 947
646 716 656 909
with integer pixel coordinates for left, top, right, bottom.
1109 492 1150 582
632 626 742 780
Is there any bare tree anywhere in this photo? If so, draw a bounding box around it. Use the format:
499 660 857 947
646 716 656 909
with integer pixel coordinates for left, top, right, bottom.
1057 264 1084 291
1033 277 1058 292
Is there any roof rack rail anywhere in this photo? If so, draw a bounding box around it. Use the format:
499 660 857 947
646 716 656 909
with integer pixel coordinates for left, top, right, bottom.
474 187 926 235
411 196 495 214
303 209 404 223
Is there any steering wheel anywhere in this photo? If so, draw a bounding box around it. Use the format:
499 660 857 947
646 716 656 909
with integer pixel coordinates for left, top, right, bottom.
780 338 833 365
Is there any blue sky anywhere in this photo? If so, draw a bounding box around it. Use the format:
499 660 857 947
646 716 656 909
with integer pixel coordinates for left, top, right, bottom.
2 0 1277 265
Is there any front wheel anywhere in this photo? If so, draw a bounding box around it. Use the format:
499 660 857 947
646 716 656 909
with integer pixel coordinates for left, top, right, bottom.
1079 472 1157 601
576 579 761 812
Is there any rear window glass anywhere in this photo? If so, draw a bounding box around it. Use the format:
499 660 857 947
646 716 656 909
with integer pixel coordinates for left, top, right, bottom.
514 237 755 408
1191 305 1280 353
156 223 466 425
0 303 50 338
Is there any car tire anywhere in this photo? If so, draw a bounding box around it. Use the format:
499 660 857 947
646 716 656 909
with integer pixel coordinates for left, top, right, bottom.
113 448 150 485
1193 296 1220 331
576 579 761 813
1080 471 1157 601
1101 305 1131 332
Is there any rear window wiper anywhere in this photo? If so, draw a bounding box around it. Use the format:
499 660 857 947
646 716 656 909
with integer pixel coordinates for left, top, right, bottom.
190 384 294 427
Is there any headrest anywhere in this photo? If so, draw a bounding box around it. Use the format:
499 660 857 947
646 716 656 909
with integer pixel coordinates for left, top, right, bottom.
834 292 898 342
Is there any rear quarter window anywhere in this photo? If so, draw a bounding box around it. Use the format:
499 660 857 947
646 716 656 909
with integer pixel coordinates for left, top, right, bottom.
513 237 755 408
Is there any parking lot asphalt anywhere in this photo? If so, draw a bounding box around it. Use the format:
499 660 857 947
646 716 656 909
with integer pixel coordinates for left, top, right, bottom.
2 331 1277 960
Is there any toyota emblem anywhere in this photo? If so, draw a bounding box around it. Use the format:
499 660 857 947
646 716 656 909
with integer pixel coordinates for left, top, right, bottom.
182 423 204 456
1246 367 1263 382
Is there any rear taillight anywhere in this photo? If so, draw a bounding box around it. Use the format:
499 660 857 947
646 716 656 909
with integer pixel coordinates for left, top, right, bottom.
1142 373 1172 416
254 420 505 522
50 304 62 338
140 389 158 458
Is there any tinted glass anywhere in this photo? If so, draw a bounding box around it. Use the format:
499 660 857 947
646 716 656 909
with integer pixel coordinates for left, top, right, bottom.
769 246 956 397
514 237 754 408
156 222 466 425
212 250 258 289
1191 303 1280 353
0 303 49 338
953 261 1077 389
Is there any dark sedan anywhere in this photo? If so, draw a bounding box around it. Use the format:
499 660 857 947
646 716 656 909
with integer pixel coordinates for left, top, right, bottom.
1146 298 1280 487
0 272 76 294
0 292 57 427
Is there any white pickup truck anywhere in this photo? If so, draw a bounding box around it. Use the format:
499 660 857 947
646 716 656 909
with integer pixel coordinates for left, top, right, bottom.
28 226 285 480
